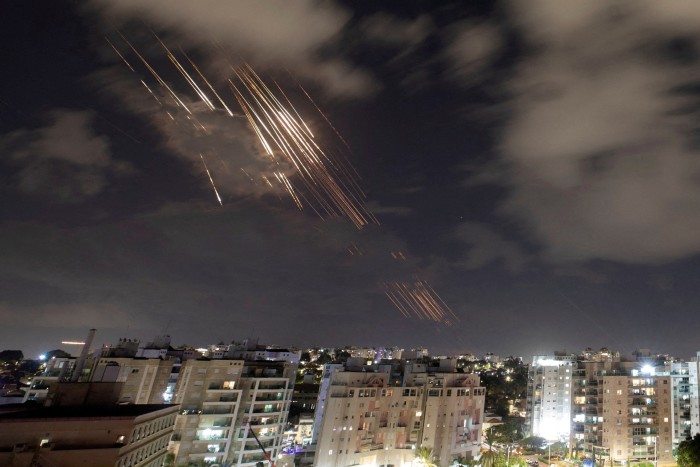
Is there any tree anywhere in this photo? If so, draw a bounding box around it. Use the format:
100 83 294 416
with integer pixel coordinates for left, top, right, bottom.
415 446 438 467
520 436 547 452
677 434 700 467
316 352 332 365
481 428 500 467
0 350 24 362
334 350 352 364
453 455 479 466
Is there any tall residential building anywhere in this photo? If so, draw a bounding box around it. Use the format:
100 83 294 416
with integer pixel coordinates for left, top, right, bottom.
312 358 485 467
169 358 296 467
687 352 700 437
568 353 676 466
527 354 575 441
669 360 692 449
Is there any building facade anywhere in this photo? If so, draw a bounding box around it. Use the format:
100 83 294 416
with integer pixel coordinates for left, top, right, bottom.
527 354 575 441
169 358 296 467
0 404 178 467
312 359 485 467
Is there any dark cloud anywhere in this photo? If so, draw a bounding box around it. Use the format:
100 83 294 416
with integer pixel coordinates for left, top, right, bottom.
452 222 530 273
498 1 700 263
359 13 433 50
1 110 131 200
0 201 442 352
93 67 286 201
90 0 377 99
442 21 503 82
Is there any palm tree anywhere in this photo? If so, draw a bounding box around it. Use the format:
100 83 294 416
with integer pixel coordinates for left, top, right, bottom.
480 427 500 467
415 446 438 467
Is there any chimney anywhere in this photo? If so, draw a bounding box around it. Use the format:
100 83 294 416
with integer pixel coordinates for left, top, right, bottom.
71 328 96 382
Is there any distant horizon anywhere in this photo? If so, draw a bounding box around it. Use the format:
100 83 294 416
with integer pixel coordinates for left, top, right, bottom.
8 329 698 363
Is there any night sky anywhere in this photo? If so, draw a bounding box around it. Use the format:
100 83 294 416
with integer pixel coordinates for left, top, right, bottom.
3 1 700 359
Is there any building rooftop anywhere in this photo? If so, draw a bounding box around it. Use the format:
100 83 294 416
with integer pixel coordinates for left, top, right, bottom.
0 404 178 421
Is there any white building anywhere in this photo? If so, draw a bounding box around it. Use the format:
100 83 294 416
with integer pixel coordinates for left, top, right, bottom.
170 358 296 467
527 354 575 441
312 360 485 467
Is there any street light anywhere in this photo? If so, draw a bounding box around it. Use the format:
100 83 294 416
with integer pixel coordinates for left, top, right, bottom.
654 435 658 467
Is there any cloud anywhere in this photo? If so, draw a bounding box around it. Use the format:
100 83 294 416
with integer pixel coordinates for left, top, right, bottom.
0 302 137 329
95 67 286 202
90 0 377 99
443 21 502 81
359 13 432 49
1 109 130 200
452 222 530 273
497 1 700 263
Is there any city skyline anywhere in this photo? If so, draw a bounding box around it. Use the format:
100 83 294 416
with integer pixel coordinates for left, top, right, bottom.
4 1 700 358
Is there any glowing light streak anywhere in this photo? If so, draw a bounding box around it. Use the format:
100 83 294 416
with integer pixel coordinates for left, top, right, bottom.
107 31 379 227
155 36 216 112
117 32 192 114
105 37 135 72
181 49 235 117
230 65 377 228
200 153 223 206
106 31 456 327
296 81 352 152
381 280 458 325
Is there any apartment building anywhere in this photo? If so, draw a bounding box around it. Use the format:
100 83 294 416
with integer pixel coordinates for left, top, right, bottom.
687 353 700 437
92 356 176 404
669 361 692 448
527 354 575 441
0 404 178 467
568 354 677 466
312 359 485 467
169 358 296 467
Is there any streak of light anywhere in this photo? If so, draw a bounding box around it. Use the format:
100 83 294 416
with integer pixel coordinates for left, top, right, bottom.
200 153 223 206
390 251 407 261
274 171 303 210
381 280 459 325
105 36 135 72
240 168 255 183
180 48 236 117
61 341 86 345
154 35 216 112
346 242 364 256
230 64 378 228
288 73 351 152
95 114 143 145
116 31 192 114
107 31 376 227
140 79 162 105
